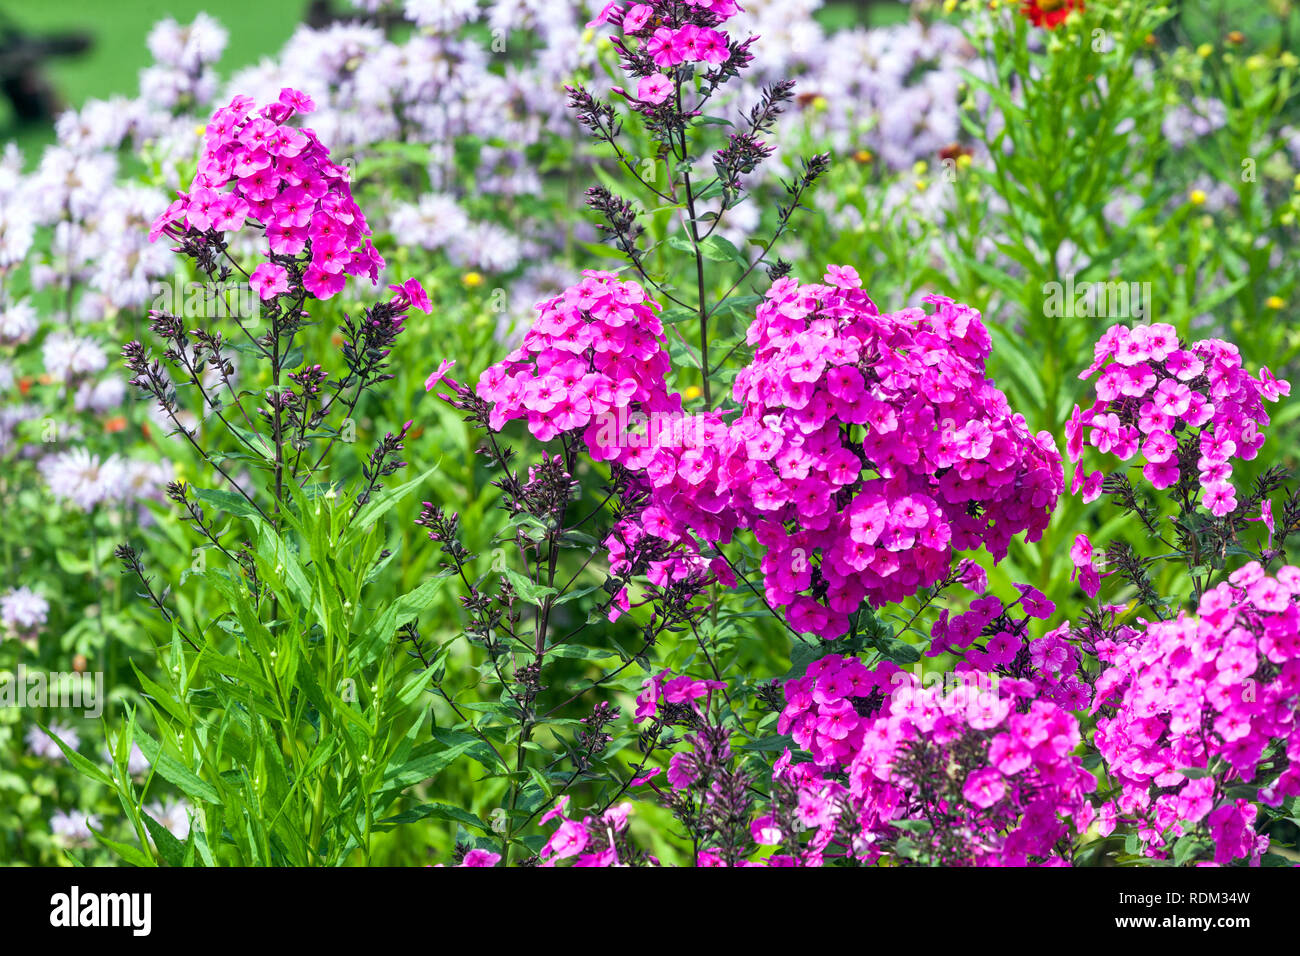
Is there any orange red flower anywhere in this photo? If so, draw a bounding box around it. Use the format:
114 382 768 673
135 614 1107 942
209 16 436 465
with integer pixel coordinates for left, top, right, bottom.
1021 0 1082 30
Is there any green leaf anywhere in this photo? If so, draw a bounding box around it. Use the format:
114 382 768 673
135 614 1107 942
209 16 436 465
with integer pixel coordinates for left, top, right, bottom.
193 486 263 521
502 566 558 603
374 802 491 833
345 463 439 544
89 826 156 868
382 738 479 790
698 234 747 266
132 729 223 807
871 635 922 665
545 642 618 661
143 812 190 867
739 734 794 753
1172 834 1205 866
36 724 113 787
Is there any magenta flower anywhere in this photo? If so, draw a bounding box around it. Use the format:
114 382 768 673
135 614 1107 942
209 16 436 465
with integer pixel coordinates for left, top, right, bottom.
636 73 673 105
962 768 1006 809
1068 323 1287 517
634 669 670 723
151 89 381 302
1093 563 1300 864
644 27 689 66
424 359 457 394
622 4 652 33
1069 533 1101 597
542 818 589 860
249 263 289 300
711 273 1062 633
688 27 730 64
388 277 432 314
777 655 1093 864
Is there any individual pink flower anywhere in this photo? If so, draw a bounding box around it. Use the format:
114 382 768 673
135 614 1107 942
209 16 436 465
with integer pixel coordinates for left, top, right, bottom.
424 359 457 394
388 277 431 314
622 3 652 32
962 768 1006 809
1070 534 1101 597
1202 481 1237 517
249 262 289 300
636 73 673 105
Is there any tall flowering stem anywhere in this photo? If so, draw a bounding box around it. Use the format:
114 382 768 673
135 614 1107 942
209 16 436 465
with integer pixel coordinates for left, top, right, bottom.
1066 323 1290 606
573 0 828 407
133 88 429 528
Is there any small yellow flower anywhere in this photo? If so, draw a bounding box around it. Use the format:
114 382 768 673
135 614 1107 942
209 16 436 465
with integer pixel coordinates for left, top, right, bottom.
912 160 928 177
195 124 206 137
1226 30 1245 46
956 153 973 171
1245 54 1269 72
1189 188 1207 207
943 0 958 12
810 95 828 111
1282 52 1299 69
1266 295 1285 310
853 149 873 163
462 271 484 288
1196 43 1214 58
914 179 929 192
683 385 702 401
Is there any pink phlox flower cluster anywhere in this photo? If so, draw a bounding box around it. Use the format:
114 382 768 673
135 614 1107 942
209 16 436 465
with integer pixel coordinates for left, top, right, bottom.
601 416 743 610
590 1 749 152
477 270 673 449
717 273 1063 635
538 795 636 867
431 848 500 867
472 269 1061 640
151 88 383 301
1091 561 1300 864
477 271 739 600
590 1 742 62
1068 323 1289 515
778 653 901 767
928 586 1094 711
777 654 1094 865
633 667 728 725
